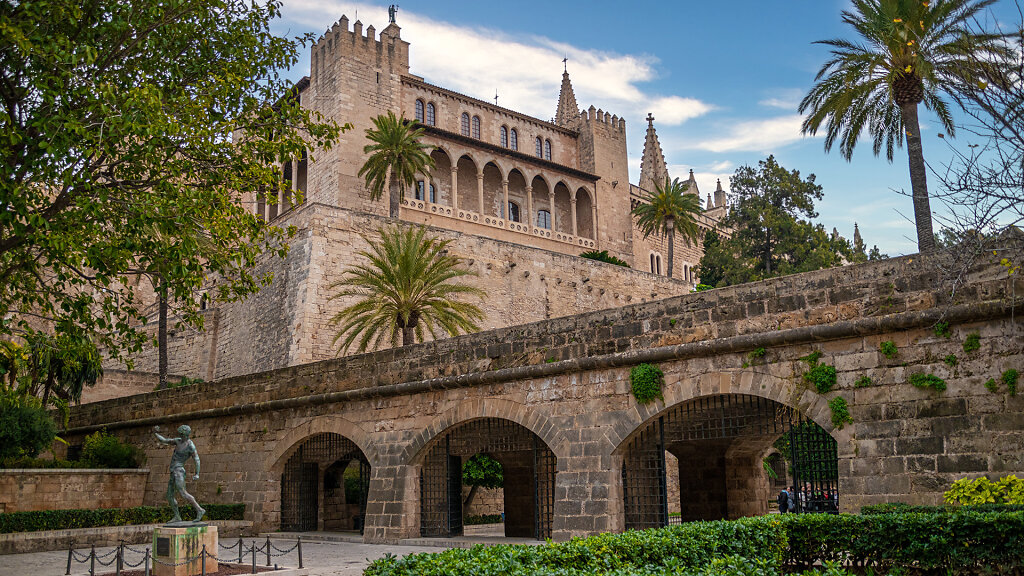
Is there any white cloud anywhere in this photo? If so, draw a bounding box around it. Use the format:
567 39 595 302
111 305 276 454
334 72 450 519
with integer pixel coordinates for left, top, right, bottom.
693 115 813 153
758 88 804 111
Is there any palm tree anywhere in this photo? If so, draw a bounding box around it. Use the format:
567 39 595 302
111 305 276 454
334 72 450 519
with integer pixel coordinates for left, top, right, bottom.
328 225 485 352
799 0 1007 253
358 111 435 218
631 177 703 278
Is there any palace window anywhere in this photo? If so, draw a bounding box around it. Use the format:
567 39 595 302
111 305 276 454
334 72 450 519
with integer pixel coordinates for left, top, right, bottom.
510 128 518 151
537 209 551 230
535 137 543 158
415 99 424 123
650 254 656 273
426 102 436 126
544 139 552 161
656 255 662 275
461 113 470 136
508 201 521 223
500 126 508 148
415 181 437 203
472 115 481 138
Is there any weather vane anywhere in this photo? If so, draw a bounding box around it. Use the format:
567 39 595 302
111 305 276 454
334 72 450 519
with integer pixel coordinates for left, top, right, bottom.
494 90 499 106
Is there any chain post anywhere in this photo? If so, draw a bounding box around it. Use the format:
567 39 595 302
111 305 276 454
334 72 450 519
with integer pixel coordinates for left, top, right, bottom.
145 548 151 576
201 544 206 576
265 535 271 566
251 541 257 574
66 541 73 575
297 536 303 569
89 545 96 576
237 537 243 564
116 541 123 575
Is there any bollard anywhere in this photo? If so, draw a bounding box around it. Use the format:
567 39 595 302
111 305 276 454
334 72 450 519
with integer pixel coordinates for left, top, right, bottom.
251 541 257 574
66 542 73 575
89 545 96 576
237 537 243 564
144 548 151 576
297 536 303 569
117 541 124 574
265 535 271 567
201 545 206 576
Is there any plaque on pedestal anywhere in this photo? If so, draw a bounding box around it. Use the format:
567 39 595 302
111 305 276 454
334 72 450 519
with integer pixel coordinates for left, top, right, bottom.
153 524 218 576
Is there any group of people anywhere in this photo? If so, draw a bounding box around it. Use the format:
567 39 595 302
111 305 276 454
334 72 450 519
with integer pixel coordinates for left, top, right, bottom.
776 484 839 514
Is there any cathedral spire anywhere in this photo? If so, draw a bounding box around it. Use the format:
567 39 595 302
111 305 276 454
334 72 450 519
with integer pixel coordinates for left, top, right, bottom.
555 69 580 128
639 113 670 193
714 178 726 208
854 222 863 246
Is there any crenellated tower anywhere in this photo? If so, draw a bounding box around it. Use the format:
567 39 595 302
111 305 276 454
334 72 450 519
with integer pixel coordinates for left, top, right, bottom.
576 100 632 261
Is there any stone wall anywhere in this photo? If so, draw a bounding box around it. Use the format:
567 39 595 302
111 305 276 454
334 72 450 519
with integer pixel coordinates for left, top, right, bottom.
81 369 166 405
0 469 148 514
65 249 1024 542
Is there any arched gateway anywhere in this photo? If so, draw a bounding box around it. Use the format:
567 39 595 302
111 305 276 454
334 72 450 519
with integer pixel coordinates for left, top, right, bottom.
620 394 838 529
279 433 371 532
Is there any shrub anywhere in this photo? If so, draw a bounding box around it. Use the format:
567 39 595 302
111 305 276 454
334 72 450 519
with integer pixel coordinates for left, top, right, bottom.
0 456 92 469
801 352 836 394
862 502 1024 515
854 375 873 388
579 250 629 267
909 372 946 392
464 514 502 525
692 284 714 292
630 363 664 404
944 475 1024 506
81 430 144 468
1003 368 1019 397
878 340 898 359
828 398 853 430
933 321 952 338
0 391 57 459
943 354 958 367
0 504 244 533
962 332 981 353
985 378 999 393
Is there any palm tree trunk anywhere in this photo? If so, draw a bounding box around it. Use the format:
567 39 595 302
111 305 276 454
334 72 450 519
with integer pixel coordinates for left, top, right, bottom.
158 285 168 390
666 216 675 278
389 180 400 219
900 102 936 253
402 324 415 346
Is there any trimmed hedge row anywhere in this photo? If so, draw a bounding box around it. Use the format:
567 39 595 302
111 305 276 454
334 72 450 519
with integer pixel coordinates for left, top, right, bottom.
861 502 1024 515
0 504 244 534
366 511 1024 576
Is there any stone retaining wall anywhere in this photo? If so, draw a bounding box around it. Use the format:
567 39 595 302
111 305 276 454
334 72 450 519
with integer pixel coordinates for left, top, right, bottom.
0 520 252 555
0 469 148 514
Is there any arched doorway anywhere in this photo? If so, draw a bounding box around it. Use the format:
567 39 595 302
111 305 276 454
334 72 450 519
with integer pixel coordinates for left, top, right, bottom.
418 418 555 540
620 394 838 530
280 433 371 533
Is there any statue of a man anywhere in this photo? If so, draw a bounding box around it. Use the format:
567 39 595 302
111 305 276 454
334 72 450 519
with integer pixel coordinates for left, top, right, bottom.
154 425 205 523
388 4 397 23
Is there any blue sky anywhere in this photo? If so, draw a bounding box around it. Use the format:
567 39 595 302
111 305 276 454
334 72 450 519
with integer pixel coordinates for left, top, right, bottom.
275 0 1016 256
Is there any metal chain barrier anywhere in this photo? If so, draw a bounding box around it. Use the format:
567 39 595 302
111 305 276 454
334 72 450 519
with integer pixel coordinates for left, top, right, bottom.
63 535 304 575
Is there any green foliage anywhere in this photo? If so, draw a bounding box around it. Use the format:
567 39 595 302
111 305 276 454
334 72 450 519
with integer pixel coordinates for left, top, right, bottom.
359 111 435 216
463 514 503 526
828 397 853 430
0 386 57 459
878 340 898 359
579 250 630 267
328 225 485 352
0 504 243 534
463 454 503 490
854 375 873 388
631 177 703 279
943 354 958 367
81 430 143 468
985 378 999 393
862 502 1024 515
0 456 92 469
962 332 981 353
1002 368 1019 397
695 157 858 288
162 376 205 390
630 363 665 404
692 283 714 292
933 321 952 338
749 348 767 360
0 0 342 362
669 318 677 327
801 352 837 394
909 372 947 392
944 475 1024 506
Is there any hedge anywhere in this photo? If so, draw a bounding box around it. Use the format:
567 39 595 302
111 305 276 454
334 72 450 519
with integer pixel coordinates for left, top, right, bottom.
860 502 1024 515
366 511 1024 576
0 503 244 534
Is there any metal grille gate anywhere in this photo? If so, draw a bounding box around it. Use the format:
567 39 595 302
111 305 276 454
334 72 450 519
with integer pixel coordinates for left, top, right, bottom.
622 394 839 530
420 419 556 539
281 433 369 532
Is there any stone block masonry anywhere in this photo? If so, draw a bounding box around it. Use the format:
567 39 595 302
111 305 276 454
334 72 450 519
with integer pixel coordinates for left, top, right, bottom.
66 248 1024 542
0 469 148 514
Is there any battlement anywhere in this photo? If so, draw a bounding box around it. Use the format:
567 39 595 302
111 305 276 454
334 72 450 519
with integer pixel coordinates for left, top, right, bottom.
311 15 410 83
580 105 625 132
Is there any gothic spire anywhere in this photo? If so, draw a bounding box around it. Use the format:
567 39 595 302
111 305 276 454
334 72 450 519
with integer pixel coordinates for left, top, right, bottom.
714 178 726 208
639 114 670 193
854 222 863 246
555 69 580 128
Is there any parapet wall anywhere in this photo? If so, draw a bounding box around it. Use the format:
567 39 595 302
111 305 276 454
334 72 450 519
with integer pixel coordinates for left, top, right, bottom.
0 469 148 514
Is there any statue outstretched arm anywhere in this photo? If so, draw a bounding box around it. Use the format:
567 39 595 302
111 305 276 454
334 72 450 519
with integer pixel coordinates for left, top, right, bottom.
153 426 175 445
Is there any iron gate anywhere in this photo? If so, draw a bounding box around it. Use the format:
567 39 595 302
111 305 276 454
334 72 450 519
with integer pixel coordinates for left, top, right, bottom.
622 394 839 530
281 433 369 532
420 419 556 539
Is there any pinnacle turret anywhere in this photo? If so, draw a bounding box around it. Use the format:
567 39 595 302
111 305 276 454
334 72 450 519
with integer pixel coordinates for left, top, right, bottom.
555 70 580 128
639 114 670 193
854 223 863 246
706 194 714 210
714 178 726 208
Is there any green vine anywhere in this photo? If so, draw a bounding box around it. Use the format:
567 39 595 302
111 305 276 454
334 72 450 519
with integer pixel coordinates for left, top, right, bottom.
909 372 947 392
828 397 853 430
963 332 981 354
1003 369 1019 397
800 351 836 394
879 340 899 359
630 363 664 404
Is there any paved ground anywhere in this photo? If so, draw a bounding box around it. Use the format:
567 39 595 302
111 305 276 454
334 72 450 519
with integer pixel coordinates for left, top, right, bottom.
2 537 451 576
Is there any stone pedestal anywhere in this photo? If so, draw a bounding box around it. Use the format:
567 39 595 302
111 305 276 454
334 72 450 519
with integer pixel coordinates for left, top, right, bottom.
153 524 218 576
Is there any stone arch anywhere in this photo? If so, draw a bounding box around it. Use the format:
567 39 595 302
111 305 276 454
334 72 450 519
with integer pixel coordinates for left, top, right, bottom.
530 175 551 230
553 181 572 234
482 161 503 218
507 169 528 224
428 148 452 207
456 155 478 213
267 414 377 473
575 187 594 240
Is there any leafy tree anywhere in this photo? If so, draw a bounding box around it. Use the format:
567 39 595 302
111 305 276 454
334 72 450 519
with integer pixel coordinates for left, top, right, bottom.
0 384 57 459
20 330 102 407
579 250 630 267
462 453 503 509
696 157 861 287
328 225 485 352
800 0 1008 253
359 111 436 218
0 0 342 363
631 177 703 278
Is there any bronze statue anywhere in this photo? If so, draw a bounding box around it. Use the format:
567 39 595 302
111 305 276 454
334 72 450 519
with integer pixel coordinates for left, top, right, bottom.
154 425 205 523
388 4 397 24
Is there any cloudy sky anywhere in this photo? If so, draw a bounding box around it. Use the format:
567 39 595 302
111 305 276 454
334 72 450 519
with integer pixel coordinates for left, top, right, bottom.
273 0 1015 256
